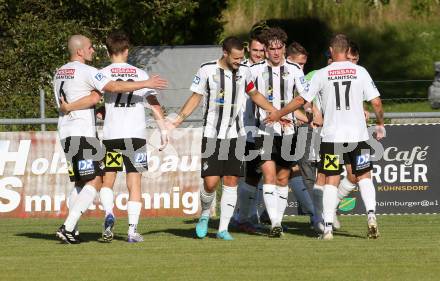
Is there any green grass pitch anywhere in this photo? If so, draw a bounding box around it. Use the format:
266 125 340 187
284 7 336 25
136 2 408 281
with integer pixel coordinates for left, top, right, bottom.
1 215 439 281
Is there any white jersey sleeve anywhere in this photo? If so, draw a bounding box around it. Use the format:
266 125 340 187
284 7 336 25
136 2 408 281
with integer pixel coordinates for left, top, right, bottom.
88 67 110 92
291 64 308 96
301 69 323 103
190 67 208 96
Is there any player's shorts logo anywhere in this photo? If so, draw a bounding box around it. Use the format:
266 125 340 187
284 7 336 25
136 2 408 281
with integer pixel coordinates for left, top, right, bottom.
356 153 371 170
67 161 75 177
78 159 93 171
134 153 147 164
202 161 209 171
105 152 122 168
324 154 339 170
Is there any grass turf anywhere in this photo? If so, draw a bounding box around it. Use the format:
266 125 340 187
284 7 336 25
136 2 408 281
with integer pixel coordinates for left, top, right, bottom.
0 215 439 281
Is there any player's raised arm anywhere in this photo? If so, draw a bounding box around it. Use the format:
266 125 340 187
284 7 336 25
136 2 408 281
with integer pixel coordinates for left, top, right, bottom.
59 90 102 114
102 74 168 93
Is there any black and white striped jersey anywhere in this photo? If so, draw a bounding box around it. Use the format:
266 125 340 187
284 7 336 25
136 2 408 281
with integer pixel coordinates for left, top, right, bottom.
242 59 258 142
190 60 256 139
250 59 307 136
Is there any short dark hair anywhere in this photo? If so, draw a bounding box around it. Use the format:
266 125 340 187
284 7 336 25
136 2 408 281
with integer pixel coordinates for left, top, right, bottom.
260 27 288 47
287 42 308 57
222 36 244 53
106 30 130 56
329 34 349 53
349 40 360 56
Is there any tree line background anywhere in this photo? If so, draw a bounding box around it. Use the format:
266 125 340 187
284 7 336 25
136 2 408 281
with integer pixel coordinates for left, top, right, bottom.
1 0 439 128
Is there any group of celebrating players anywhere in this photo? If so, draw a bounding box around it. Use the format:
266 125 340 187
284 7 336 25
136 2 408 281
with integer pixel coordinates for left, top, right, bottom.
53 26 385 244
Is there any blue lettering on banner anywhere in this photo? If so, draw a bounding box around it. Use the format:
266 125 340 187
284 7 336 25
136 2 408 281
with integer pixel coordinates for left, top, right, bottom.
356 153 370 170
193 76 200 85
78 159 94 171
95 73 104 81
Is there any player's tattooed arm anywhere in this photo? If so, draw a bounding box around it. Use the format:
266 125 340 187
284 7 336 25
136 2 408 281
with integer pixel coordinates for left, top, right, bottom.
169 92 203 128
59 90 102 114
370 97 386 140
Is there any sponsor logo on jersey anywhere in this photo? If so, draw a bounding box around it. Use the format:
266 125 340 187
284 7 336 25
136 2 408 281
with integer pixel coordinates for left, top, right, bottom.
356 153 371 170
193 75 200 85
299 76 306 85
56 68 75 79
371 80 377 88
94 72 104 81
328 69 356 76
111 68 136 74
324 154 339 170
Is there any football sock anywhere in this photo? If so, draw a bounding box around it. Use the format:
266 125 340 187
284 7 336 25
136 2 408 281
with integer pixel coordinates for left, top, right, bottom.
200 187 215 217
64 185 97 232
289 176 314 215
218 185 237 232
312 184 324 222
67 186 81 209
256 184 266 218
323 184 338 232
238 183 257 223
276 185 289 225
127 201 142 235
99 187 114 216
358 178 377 215
67 186 82 233
262 184 278 227
336 177 356 208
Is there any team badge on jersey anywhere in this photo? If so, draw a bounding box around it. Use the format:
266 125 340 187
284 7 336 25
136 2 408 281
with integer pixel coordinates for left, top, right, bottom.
356 153 371 170
193 75 200 85
105 152 122 168
94 72 104 81
323 154 339 171
282 71 290 80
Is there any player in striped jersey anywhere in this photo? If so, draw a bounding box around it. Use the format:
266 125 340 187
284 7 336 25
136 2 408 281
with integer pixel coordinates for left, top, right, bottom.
54 34 167 244
232 34 266 232
250 27 309 237
168 36 277 240
267 34 385 240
